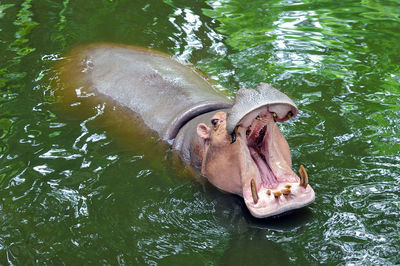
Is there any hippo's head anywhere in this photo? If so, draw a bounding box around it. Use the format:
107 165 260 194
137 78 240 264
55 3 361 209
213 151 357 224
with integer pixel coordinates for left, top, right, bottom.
196 83 315 218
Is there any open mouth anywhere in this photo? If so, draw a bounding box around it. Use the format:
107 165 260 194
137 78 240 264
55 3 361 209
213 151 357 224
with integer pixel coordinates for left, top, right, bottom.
236 108 315 218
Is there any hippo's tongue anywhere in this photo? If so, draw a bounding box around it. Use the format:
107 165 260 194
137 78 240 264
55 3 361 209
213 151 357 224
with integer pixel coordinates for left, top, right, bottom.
249 147 279 188
226 83 298 135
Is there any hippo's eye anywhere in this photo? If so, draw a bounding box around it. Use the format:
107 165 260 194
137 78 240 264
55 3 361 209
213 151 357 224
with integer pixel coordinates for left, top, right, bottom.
211 119 218 127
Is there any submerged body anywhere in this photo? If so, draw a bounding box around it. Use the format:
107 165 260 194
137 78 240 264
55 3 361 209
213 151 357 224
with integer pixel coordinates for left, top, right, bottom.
59 43 232 141
57 43 315 218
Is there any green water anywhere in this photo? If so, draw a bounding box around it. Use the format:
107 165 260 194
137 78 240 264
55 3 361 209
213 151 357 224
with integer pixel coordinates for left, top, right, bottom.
1 0 399 264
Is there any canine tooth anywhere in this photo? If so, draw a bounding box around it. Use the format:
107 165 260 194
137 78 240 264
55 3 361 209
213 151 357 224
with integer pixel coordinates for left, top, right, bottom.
282 188 291 195
299 165 308 188
285 184 292 189
267 189 271 195
251 179 258 204
273 191 282 197
272 112 277 122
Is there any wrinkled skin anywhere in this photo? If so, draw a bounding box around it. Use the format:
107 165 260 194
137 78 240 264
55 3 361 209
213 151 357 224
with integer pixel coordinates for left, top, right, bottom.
195 110 315 218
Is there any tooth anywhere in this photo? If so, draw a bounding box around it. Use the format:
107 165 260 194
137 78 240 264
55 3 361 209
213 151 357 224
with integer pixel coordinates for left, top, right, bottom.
273 191 282 198
282 188 291 195
287 111 293 119
251 179 259 204
266 189 271 195
272 112 277 122
285 184 292 188
299 165 308 188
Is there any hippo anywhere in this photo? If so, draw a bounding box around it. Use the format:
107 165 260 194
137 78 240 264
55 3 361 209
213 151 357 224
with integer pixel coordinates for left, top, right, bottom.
56 43 315 218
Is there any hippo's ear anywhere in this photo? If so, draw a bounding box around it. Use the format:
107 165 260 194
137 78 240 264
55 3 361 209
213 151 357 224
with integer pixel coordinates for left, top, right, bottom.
197 123 211 140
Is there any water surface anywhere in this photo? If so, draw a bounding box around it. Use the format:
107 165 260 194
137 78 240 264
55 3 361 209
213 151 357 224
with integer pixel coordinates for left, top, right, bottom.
0 0 399 264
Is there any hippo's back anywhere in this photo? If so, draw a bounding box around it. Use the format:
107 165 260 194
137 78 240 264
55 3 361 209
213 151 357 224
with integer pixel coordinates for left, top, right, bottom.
59 43 232 141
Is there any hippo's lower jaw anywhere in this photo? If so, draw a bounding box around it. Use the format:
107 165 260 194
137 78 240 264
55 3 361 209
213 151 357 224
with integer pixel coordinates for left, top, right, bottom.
236 109 315 218
243 175 315 218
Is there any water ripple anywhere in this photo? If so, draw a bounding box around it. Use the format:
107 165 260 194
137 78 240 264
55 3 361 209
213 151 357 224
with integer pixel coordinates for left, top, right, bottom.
0 0 399 264
137 187 228 263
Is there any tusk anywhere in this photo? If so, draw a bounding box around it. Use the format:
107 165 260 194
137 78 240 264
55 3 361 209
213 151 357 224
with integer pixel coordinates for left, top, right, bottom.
299 165 308 188
251 179 259 204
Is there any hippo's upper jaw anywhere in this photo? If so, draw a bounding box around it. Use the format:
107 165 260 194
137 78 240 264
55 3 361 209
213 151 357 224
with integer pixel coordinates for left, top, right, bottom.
235 109 315 218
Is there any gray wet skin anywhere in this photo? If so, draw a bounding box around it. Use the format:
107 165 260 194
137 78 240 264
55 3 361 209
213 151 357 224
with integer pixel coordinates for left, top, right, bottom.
57 43 315 218
59 43 232 141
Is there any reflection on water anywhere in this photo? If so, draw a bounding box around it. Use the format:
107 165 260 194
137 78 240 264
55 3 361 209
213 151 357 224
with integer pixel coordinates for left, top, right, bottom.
204 0 400 89
0 0 399 264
